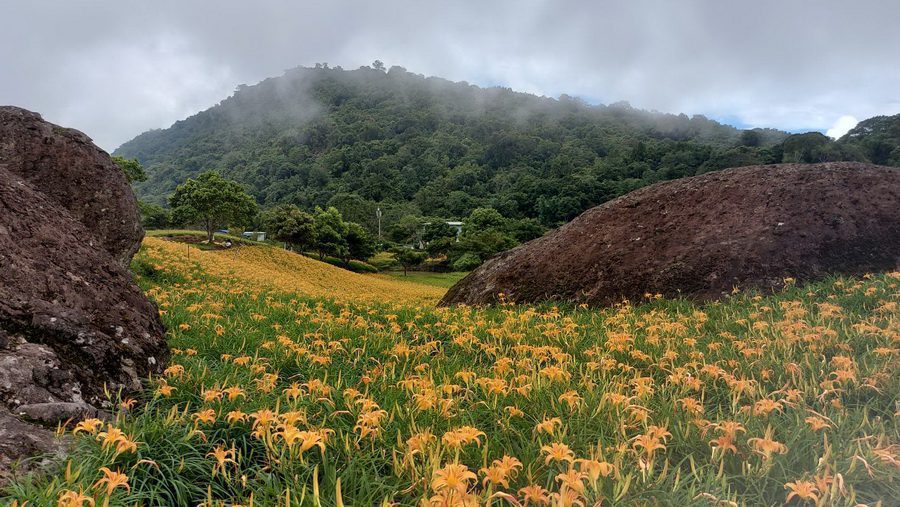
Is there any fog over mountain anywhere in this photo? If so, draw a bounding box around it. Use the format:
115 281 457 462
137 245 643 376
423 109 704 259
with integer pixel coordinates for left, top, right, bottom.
2 1 899 150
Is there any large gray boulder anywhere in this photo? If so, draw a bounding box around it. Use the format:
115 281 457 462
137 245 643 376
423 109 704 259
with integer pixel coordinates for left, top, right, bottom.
0 107 168 483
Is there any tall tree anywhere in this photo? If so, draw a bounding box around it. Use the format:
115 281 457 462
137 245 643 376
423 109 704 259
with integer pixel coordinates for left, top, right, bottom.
263 204 317 251
391 247 427 276
169 171 258 243
313 206 349 260
137 200 170 229
344 222 375 263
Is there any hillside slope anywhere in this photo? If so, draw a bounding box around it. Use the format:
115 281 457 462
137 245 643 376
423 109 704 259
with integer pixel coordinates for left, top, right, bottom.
139 237 444 304
116 65 797 227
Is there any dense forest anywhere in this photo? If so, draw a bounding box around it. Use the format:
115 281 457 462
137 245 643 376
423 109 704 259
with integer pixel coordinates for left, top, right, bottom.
117 63 897 242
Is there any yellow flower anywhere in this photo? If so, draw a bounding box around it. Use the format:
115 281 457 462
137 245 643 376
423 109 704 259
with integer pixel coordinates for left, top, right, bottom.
431 463 476 495
535 417 562 436
631 433 667 460
805 416 831 432
92 467 130 499
748 427 787 459
442 426 485 449
552 487 585 507
57 489 95 507
576 458 615 481
480 463 510 488
519 484 550 505
201 388 223 403
250 409 278 430
283 382 303 400
677 397 704 416
406 431 436 456
710 435 738 456
163 364 184 378
223 386 246 401
277 425 329 455
541 442 575 464
784 480 819 503
207 444 237 477
192 409 217 426
226 410 247 425
96 425 138 456
504 406 524 418
155 379 175 397
752 398 783 416
558 391 582 410
555 468 585 493
72 418 104 436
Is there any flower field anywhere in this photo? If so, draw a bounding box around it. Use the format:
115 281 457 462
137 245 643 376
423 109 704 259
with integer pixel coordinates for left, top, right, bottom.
4 241 899 506
140 237 446 304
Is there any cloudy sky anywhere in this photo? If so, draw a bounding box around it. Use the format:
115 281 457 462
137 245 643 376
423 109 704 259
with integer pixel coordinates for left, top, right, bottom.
2 1 899 151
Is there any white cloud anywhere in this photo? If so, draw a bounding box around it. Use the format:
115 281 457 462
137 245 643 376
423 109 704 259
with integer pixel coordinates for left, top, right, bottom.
1 1 899 149
826 115 859 139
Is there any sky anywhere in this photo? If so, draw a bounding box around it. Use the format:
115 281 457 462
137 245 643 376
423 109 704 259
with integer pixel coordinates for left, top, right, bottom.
2 1 899 151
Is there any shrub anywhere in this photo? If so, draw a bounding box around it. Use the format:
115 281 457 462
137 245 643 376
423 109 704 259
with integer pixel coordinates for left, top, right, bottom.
368 251 400 271
452 252 482 271
318 254 379 273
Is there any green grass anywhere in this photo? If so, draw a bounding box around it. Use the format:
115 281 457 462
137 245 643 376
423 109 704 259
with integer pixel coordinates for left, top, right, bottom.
379 270 469 288
2 248 898 506
145 228 262 245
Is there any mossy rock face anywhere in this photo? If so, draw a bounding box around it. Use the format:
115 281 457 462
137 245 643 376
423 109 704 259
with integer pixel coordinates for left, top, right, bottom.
442 162 900 307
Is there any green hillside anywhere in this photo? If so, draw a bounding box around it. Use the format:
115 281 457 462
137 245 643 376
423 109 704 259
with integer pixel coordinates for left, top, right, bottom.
839 114 900 166
117 64 894 234
117 65 799 228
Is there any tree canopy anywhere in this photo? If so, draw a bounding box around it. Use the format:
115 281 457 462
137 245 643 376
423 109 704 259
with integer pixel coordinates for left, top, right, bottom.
112 155 147 183
117 65 800 232
262 204 317 251
115 64 899 270
169 171 258 242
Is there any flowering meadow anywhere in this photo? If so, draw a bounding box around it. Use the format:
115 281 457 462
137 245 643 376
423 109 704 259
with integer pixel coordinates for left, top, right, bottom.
4 241 899 506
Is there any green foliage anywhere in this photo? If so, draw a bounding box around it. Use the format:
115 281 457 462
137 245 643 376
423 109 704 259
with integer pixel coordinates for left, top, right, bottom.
137 200 170 229
117 65 800 230
318 255 379 273
261 204 376 266
455 229 517 263
780 132 862 163
313 206 349 260
368 251 400 271
345 222 375 263
6 255 897 506
262 204 317 251
112 155 147 183
451 252 482 271
168 171 258 242
114 66 900 270
838 114 900 165
466 207 505 230
391 247 428 275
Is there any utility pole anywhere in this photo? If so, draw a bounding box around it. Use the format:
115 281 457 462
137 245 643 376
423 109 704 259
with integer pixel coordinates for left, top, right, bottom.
376 207 383 243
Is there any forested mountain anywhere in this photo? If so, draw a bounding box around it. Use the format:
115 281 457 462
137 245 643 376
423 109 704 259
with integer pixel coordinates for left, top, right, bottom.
838 114 900 166
117 64 885 234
